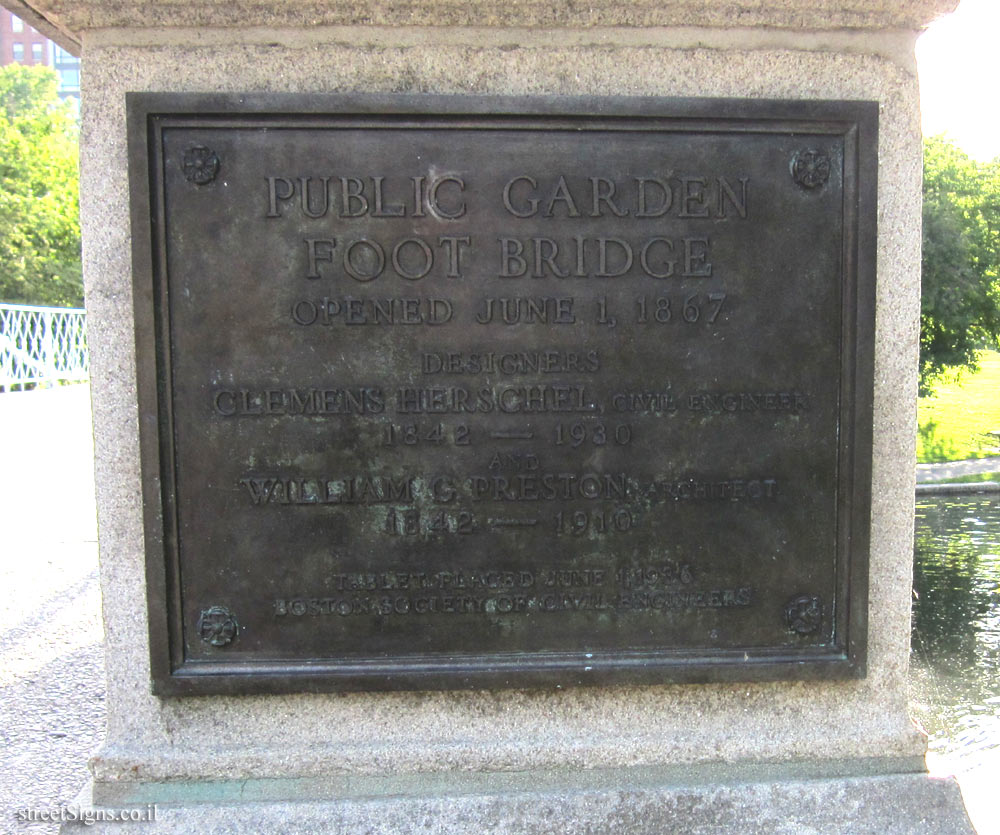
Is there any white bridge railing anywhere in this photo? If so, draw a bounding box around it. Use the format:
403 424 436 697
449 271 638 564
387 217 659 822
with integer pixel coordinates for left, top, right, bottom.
0 303 89 391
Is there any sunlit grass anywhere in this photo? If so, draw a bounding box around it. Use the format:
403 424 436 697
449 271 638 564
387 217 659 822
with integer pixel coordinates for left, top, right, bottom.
918 350 1000 463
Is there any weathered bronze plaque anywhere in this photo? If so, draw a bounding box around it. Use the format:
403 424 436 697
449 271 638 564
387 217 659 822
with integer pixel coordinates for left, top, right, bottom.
128 95 876 695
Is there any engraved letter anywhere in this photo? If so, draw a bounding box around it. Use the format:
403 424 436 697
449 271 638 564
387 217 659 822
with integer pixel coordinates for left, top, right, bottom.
635 178 672 218
438 236 471 278
372 176 406 217
683 238 712 276
533 238 568 278
266 177 294 218
503 176 539 218
429 176 467 219
411 176 426 217
476 298 495 323
432 476 457 502
573 236 587 277
340 177 369 217
392 238 433 280
343 239 385 282
590 177 629 217
679 177 710 218
544 176 581 218
597 238 633 277
499 239 528 277
291 300 318 325
718 177 748 218
427 299 453 324
299 176 330 218
213 390 237 416
305 238 336 279
640 238 676 278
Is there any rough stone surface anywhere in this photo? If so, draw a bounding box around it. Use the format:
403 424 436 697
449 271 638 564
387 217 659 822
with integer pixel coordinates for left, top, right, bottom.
22 0 960 36
65 772 974 834
80 34 926 784
66 3 971 831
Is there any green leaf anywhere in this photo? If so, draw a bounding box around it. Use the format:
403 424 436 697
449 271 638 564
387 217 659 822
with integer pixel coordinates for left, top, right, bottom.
0 64 81 308
920 136 1000 394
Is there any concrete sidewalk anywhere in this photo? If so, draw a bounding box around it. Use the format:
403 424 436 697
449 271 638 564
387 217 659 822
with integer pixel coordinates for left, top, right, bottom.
916 456 1000 483
0 386 105 834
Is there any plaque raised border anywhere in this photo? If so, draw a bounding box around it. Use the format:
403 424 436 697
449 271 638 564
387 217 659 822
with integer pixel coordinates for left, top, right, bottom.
127 94 876 696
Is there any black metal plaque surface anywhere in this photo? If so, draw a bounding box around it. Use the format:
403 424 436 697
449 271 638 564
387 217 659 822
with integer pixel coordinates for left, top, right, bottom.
128 94 876 695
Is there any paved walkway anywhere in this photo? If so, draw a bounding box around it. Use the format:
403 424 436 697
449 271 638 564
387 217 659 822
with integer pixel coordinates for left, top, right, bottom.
916 456 1000 483
0 386 105 834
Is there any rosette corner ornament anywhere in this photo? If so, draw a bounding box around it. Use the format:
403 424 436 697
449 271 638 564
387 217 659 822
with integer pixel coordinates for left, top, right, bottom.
197 605 239 647
182 145 220 185
784 594 823 635
790 149 831 190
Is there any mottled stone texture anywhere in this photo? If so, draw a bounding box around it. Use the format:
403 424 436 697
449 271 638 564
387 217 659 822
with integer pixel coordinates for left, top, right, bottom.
22 0 960 34
68 772 975 834
57 0 973 829
82 35 924 781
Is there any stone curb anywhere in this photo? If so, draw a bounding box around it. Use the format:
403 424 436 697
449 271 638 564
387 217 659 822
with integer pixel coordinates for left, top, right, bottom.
916 482 1000 496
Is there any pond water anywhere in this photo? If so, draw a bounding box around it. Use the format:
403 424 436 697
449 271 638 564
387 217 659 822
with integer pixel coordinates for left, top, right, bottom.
910 493 1000 832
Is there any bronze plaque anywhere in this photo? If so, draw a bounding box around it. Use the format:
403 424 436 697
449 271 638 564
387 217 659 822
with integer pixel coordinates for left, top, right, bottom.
128 95 876 695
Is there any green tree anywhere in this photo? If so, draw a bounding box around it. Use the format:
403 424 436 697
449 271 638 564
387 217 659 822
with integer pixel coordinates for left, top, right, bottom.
0 64 81 307
920 135 1000 393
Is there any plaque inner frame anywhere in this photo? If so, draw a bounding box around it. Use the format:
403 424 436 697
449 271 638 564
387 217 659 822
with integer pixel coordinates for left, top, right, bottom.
127 94 877 696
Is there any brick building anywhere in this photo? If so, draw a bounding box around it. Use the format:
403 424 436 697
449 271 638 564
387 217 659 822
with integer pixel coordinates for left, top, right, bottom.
0 4 79 100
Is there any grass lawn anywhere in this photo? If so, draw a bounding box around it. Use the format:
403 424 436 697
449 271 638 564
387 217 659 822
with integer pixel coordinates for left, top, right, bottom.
917 349 1000 462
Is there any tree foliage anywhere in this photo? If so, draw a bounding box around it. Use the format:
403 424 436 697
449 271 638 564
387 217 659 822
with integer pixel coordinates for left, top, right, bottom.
0 64 81 307
921 135 1000 394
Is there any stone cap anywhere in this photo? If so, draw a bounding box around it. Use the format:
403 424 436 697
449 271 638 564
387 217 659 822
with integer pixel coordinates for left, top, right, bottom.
16 0 959 57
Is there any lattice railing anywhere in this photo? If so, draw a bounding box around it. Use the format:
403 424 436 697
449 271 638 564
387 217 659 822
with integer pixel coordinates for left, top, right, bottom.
0 303 89 391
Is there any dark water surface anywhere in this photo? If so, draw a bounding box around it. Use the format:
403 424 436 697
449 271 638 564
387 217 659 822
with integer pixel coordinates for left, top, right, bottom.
910 493 1000 807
